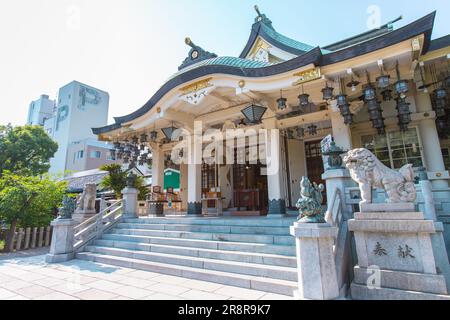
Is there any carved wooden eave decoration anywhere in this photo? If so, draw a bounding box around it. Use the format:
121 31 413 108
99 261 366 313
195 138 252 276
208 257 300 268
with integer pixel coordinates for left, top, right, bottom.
179 78 215 105
292 67 322 86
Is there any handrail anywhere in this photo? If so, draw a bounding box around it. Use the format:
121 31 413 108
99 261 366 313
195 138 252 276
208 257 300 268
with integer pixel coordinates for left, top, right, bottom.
73 200 123 252
325 189 342 228
75 200 121 232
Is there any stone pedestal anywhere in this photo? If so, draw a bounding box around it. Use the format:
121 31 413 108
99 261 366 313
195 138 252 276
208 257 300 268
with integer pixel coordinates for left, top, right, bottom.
45 218 78 263
349 209 450 300
122 187 138 219
290 222 341 300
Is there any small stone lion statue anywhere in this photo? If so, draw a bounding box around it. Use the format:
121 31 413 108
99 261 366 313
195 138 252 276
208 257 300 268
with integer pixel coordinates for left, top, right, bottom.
75 183 97 213
296 177 326 223
343 148 416 205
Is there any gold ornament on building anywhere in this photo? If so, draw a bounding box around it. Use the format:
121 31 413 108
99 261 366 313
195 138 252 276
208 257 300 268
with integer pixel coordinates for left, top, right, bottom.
180 78 214 96
292 67 322 86
238 80 246 88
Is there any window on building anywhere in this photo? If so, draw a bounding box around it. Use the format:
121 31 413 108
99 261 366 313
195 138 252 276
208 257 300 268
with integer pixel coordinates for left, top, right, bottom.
76 150 84 160
361 128 423 169
90 151 101 159
442 148 450 171
106 152 115 161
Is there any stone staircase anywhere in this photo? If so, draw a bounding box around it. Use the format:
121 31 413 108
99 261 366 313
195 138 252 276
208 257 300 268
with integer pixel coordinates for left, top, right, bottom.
76 216 298 296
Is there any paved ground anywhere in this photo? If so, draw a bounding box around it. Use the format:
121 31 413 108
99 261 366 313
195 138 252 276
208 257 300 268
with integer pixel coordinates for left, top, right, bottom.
0 254 293 300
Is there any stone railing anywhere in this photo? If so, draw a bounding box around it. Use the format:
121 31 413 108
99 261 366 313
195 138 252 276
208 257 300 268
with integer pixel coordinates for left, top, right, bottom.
73 200 123 252
324 188 352 297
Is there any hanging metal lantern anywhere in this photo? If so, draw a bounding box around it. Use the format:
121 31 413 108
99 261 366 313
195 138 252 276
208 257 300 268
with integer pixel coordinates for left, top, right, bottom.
435 88 447 100
277 90 287 110
140 144 146 151
307 124 318 136
113 142 121 150
138 157 145 166
298 93 310 107
123 155 130 164
321 83 334 101
162 125 178 140
286 129 294 139
363 85 377 102
381 89 393 102
296 127 305 139
376 74 391 89
140 133 148 143
339 104 354 125
131 136 139 145
116 151 123 160
434 98 447 118
396 98 412 132
241 104 267 124
335 94 348 106
150 130 158 142
394 80 408 100
436 118 448 135
446 76 450 88
346 77 360 92
367 100 385 134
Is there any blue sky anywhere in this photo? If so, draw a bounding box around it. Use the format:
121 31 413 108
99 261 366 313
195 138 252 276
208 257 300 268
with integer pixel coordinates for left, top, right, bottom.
0 0 448 126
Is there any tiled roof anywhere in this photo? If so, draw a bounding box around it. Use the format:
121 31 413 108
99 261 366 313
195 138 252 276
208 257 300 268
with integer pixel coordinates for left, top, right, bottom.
64 171 108 192
168 56 271 80
260 24 318 53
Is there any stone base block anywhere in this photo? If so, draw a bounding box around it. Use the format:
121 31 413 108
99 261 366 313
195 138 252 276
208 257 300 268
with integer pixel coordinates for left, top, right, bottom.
45 252 75 264
360 202 415 213
188 202 202 215
351 283 450 300
268 199 286 216
353 266 448 295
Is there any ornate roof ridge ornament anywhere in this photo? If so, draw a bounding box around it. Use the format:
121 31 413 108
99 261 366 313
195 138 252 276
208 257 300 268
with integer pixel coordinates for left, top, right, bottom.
178 37 218 71
254 5 274 29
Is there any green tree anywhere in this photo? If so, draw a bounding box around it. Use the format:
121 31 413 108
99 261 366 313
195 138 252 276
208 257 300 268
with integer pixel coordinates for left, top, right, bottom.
100 164 149 201
0 125 58 177
0 172 67 252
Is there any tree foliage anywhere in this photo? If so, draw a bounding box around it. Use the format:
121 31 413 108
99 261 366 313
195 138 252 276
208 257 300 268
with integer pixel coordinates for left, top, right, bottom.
100 164 149 200
0 124 58 177
0 172 67 228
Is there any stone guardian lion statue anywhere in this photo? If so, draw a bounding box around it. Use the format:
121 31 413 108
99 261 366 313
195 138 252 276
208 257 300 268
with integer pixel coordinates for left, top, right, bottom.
75 183 97 213
343 148 416 204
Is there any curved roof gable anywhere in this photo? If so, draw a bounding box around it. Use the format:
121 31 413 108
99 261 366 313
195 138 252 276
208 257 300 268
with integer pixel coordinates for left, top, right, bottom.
240 6 319 59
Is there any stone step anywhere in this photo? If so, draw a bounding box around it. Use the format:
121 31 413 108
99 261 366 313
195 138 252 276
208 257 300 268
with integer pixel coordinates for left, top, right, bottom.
110 228 295 245
116 223 291 235
93 239 297 268
76 252 297 296
124 217 297 227
351 283 450 300
85 246 297 281
101 234 296 256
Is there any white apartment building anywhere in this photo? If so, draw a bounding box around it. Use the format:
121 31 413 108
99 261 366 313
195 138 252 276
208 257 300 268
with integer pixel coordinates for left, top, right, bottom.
26 94 55 126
